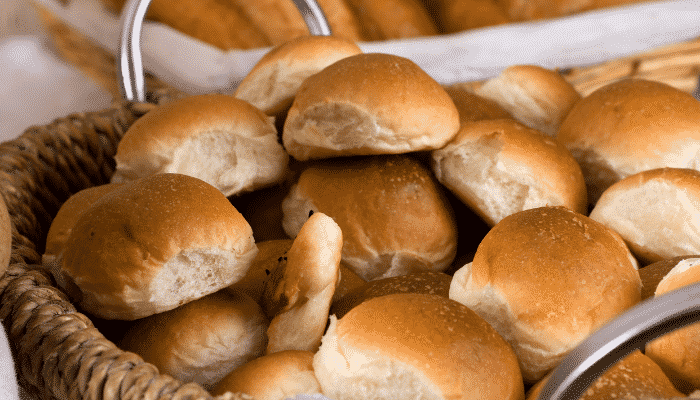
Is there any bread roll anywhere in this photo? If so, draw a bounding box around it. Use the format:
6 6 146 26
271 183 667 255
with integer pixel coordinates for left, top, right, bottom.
590 168 700 265
476 65 581 137
526 350 684 400
43 183 124 264
437 0 510 33
283 53 460 161
282 155 458 281
343 0 439 40
119 290 268 390
639 256 700 301
314 293 525 400
645 257 700 393
263 212 342 354
443 85 513 124
450 206 641 382
432 119 587 226
54 173 258 320
330 271 452 319
0 194 11 277
556 79 700 204
234 36 362 116
212 350 321 400
226 239 293 304
111 94 289 198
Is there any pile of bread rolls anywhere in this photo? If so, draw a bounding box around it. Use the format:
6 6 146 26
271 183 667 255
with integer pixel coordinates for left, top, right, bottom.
41 34 700 400
96 0 659 49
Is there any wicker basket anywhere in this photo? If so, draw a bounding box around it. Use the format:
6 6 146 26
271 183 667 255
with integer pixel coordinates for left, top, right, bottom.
0 89 250 400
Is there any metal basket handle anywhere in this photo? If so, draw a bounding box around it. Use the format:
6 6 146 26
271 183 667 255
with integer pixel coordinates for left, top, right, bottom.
538 281 700 400
117 0 332 102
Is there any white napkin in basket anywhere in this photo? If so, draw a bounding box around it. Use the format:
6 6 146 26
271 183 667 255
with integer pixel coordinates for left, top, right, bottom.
0 322 20 400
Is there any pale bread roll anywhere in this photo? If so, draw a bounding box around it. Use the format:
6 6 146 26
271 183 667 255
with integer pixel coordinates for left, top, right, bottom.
54 173 258 320
314 293 525 400
450 206 641 382
590 168 700 265
111 94 289 198
432 119 587 226
526 350 684 400
118 290 268 391
234 36 362 116
281 155 458 281
263 212 342 354
212 350 322 400
475 65 581 137
639 256 700 301
645 257 700 393
556 79 700 205
283 53 460 161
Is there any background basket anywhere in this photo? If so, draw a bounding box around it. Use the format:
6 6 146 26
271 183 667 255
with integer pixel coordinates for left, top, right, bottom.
0 89 250 400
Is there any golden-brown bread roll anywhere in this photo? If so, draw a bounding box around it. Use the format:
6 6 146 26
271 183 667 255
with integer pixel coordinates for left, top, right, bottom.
226 239 294 305
212 350 322 400
43 183 125 259
500 0 656 22
283 53 460 161
234 36 362 116
436 0 510 33
330 271 452 319
590 168 700 265
450 206 641 382
99 0 270 50
263 212 342 354
639 256 700 301
432 119 588 226
118 290 268 390
556 78 700 205
281 155 458 281
645 257 700 393
443 85 513 124
343 0 439 40
111 94 289 198
314 293 525 400
53 173 258 320
476 65 582 137
526 350 684 400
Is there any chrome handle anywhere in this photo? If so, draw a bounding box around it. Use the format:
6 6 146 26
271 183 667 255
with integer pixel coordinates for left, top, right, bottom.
117 0 332 102
538 281 700 400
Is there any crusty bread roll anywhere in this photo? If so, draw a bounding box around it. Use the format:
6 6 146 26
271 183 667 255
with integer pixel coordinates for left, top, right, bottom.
111 94 289 198
212 350 322 400
645 257 700 393
442 85 513 124
0 194 11 277
432 119 587 226
526 350 684 400
282 155 458 281
436 0 510 33
590 168 700 265
476 65 581 137
53 173 258 320
556 79 700 205
234 36 362 116
118 290 268 391
42 183 125 265
450 206 641 382
314 293 525 400
283 53 460 161
330 271 452 319
263 212 342 354
343 0 439 40
639 256 700 301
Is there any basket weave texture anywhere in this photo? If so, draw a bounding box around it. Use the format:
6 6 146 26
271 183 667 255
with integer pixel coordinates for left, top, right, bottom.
0 91 248 400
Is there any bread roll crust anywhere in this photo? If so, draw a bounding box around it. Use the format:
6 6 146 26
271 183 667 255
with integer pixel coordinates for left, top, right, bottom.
282 155 458 281
450 206 641 382
283 53 460 161
56 173 257 320
556 79 700 204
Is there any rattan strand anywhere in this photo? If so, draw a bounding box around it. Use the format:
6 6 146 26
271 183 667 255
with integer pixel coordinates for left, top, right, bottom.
0 95 250 400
